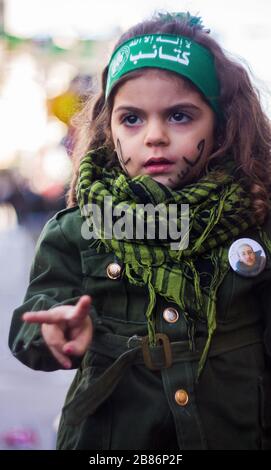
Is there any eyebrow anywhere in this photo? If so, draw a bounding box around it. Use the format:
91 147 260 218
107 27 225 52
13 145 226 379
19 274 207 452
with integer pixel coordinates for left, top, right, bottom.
113 103 201 114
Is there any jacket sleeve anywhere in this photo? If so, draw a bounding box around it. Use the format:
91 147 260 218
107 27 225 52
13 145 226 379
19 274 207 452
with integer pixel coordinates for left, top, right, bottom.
8 214 84 371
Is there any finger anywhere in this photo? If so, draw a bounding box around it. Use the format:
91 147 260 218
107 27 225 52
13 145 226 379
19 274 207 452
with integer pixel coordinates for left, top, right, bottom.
23 307 71 324
63 322 93 356
23 311 56 324
68 295 92 326
41 324 72 369
50 346 72 369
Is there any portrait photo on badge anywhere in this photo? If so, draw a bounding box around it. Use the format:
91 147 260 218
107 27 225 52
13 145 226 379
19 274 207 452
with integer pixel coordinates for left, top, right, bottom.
228 238 266 277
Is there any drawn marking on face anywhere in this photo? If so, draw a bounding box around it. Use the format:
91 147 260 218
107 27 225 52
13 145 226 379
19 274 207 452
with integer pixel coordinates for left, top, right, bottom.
171 139 205 183
183 139 205 168
116 138 131 175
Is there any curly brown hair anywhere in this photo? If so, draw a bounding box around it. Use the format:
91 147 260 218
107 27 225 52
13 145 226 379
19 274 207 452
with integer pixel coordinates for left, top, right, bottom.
67 12 271 224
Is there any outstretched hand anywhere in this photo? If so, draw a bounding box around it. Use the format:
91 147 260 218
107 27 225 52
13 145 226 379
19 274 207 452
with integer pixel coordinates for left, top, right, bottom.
22 295 93 369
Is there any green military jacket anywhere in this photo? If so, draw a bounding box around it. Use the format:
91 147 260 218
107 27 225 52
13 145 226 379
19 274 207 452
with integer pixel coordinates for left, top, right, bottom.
9 207 271 450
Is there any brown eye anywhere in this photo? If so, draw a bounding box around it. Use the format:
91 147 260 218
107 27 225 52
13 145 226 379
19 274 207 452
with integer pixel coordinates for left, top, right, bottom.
122 114 141 126
170 112 190 123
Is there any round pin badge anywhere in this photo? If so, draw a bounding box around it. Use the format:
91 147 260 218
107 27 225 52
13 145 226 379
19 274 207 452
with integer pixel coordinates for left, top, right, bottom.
228 238 266 277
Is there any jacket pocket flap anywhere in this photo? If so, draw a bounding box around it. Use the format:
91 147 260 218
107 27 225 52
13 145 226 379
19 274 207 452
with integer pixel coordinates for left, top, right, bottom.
81 250 115 278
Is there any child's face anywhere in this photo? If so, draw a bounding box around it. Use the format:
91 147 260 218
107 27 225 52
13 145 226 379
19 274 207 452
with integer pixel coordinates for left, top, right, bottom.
110 69 215 189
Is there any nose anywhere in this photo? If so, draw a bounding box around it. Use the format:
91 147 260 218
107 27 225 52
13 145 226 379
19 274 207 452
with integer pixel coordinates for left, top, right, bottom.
144 119 169 147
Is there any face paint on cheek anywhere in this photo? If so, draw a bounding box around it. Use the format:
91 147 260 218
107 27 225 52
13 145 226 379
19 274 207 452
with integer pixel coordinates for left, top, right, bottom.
116 139 131 175
177 139 206 182
183 139 205 167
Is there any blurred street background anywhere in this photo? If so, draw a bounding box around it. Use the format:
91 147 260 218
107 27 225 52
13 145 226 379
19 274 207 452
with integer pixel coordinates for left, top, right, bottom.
0 0 271 450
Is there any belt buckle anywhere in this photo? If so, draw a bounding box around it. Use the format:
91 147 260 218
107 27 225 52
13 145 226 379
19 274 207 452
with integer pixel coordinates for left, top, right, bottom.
142 333 172 370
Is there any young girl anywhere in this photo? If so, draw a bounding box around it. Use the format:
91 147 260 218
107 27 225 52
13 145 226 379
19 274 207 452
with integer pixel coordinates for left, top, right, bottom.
9 12 271 450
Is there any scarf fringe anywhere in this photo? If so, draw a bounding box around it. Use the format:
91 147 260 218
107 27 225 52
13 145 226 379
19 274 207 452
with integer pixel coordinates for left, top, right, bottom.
197 247 229 378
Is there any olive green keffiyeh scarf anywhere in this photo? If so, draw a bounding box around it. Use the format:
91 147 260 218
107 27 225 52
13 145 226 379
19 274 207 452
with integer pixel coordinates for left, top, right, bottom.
77 149 256 374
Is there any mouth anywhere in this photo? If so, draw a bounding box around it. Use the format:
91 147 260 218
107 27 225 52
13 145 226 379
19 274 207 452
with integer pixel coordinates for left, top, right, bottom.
143 157 175 174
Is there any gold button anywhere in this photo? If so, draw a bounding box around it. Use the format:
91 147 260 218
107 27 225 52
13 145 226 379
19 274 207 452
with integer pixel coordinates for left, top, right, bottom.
106 263 122 279
163 307 179 323
175 389 189 406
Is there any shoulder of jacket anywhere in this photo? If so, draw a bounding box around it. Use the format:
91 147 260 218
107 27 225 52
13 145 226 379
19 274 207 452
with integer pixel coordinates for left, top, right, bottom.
35 206 81 246
48 205 85 247
53 206 83 233
54 205 80 221
53 206 97 252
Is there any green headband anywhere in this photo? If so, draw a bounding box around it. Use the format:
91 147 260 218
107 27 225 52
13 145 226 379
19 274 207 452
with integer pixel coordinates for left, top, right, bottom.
106 33 221 116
